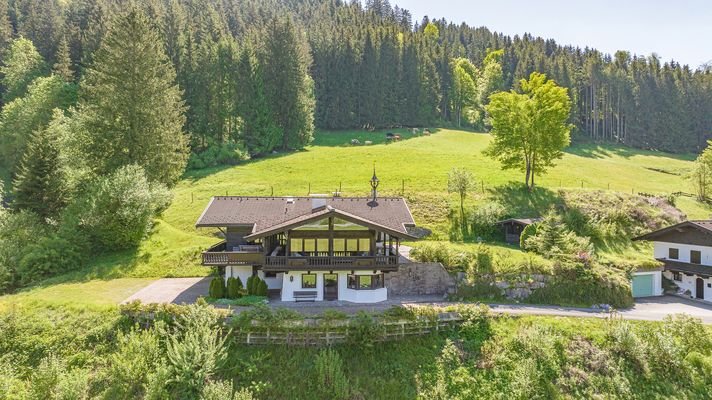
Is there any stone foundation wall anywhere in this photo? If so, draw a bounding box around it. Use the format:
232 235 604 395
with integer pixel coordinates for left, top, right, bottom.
386 263 456 296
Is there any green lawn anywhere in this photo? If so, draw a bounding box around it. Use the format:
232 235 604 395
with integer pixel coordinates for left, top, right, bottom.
1 128 708 307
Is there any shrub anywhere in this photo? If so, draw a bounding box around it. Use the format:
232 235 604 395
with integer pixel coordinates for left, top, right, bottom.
209 277 225 299
65 164 172 250
0 210 49 292
256 279 268 297
246 276 255 295
104 328 163 398
347 311 384 348
469 202 506 240
519 223 538 249
314 349 350 400
226 277 241 299
166 304 228 397
187 140 249 170
17 232 85 286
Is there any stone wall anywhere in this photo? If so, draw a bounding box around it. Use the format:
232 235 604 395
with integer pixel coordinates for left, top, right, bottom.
386 262 456 296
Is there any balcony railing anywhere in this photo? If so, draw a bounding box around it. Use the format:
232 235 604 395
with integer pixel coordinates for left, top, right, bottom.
201 242 400 269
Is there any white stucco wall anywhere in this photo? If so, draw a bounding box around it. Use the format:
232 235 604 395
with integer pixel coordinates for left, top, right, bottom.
280 270 387 303
632 270 664 296
258 271 283 290
653 241 712 265
663 270 712 301
654 241 712 301
225 265 253 287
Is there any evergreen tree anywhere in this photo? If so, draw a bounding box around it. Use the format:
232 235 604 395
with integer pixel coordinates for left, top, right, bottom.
0 37 46 103
0 75 76 174
0 0 12 54
52 36 73 82
262 17 314 150
12 122 67 219
78 8 188 186
235 44 278 156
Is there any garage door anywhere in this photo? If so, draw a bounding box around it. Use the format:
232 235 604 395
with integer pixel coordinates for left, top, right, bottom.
632 274 654 297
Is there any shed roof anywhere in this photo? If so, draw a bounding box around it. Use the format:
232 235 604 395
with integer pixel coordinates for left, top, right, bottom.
495 217 543 226
195 196 417 239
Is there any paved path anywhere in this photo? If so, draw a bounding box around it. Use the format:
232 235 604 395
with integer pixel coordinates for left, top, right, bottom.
122 277 210 304
122 278 712 323
271 295 712 323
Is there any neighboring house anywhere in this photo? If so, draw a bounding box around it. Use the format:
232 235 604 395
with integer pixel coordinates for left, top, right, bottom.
195 184 418 303
495 218 542 245
634 220 712 301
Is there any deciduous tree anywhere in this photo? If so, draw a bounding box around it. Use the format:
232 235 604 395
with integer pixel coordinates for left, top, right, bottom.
485 72 572 190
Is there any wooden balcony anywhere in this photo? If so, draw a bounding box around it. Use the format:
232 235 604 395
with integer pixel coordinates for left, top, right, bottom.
262 255 399 271
201 241 400 270
201 241 265 266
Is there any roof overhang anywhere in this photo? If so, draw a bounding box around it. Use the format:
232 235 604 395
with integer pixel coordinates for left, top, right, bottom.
633 221 712 241
243 207 418 241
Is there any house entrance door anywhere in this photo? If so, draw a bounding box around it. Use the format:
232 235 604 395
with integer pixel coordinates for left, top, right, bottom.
696 278 705 300
324 274 338 300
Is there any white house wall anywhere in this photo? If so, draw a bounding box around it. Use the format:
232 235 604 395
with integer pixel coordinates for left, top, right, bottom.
653 241 712 265
280 270 387 303
225 265 252 287
663 270 712 301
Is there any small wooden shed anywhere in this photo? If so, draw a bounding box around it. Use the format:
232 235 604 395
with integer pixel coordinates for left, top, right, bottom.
495 218 542 245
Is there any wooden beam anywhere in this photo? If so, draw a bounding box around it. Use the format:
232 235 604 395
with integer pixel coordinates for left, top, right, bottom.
328 217 334 257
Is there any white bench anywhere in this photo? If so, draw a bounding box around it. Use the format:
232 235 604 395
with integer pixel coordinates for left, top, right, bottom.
293 291 318 302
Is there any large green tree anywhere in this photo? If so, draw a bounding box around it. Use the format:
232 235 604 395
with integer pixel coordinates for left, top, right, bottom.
449 57 479 127
485 72 572 190
0 75 76 174
12 121 68 219
0 0 12 54
78 8 188 186
0 37 46 103
235 44 278 156
262 17 314 150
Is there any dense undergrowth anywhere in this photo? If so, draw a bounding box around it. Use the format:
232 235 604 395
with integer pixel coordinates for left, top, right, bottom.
411 189 685 307
1 302 710 399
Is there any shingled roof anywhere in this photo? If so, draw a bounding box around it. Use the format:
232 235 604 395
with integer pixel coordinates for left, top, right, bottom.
633 220 712 242
195 196 417 239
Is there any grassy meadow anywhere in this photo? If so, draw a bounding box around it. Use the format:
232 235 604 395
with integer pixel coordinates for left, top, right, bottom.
1 128 708 308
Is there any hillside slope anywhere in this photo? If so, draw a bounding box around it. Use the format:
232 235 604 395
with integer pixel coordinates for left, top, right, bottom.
1 129 708 308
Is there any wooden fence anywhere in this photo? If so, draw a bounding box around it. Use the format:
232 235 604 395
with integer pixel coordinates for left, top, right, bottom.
232 312 465 346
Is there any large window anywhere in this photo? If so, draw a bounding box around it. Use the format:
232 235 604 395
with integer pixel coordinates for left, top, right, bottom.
691 250 701 264
347 273 384 290
302 274 316 289
668 248 679 260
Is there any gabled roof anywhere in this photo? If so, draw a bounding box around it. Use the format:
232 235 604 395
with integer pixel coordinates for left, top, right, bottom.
633 220 712 242
495 217 543 226
195 196 417 239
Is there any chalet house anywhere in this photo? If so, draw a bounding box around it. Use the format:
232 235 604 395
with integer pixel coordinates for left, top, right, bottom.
195 175 417 303
634 220 712 302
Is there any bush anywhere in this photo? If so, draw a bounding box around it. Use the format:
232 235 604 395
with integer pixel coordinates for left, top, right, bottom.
166 304 228 397
246 276 255 295
209 277 225 299
187 141 249 170
469 202 506 240
16 233 85 286
65 164 172 250
314 349 350 400
0 210 49 292
226 277 241 299
256 279 268 297
347 311 384 348
519 223 538 249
